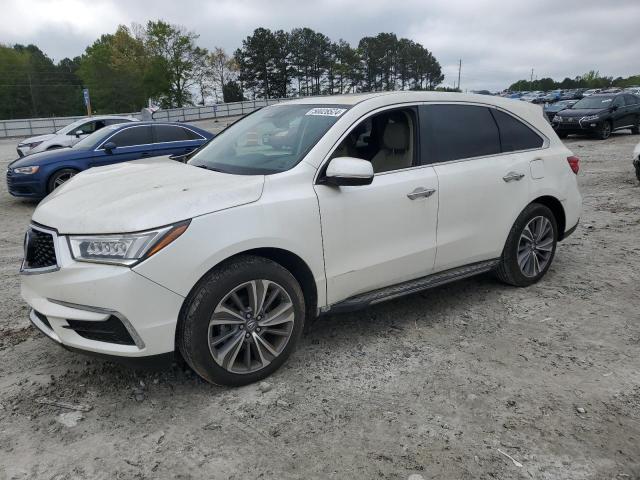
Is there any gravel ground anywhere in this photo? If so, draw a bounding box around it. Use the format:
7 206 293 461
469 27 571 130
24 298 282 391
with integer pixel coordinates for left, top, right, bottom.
0 123 639 480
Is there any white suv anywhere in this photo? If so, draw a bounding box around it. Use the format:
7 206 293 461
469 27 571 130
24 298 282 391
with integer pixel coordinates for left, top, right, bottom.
20 92 582 386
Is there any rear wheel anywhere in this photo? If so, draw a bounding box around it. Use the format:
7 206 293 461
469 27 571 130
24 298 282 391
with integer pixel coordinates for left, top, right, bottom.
496 203 558 287
595 120 612 140
177 255 305 386
47 168 78 193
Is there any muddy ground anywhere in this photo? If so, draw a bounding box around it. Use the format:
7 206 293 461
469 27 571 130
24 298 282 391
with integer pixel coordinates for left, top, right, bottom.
0 122 639 480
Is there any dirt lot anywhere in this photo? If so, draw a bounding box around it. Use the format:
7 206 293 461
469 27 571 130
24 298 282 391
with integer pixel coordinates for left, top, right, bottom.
0 123 639 480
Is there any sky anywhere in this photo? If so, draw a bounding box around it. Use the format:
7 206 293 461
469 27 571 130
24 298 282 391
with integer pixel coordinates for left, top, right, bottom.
2 0 639 92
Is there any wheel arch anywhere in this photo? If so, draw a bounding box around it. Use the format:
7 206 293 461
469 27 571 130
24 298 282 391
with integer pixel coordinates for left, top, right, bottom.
46 166 81 192
176 247 319 347
531 195 566 240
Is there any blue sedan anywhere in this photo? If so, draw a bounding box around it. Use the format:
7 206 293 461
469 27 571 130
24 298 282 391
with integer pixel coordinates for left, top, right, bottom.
7 122 213 199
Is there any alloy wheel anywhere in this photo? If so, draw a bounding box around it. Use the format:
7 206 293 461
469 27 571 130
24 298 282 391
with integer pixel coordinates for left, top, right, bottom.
53 171 76 189
208 280 295 374
517 216 554 277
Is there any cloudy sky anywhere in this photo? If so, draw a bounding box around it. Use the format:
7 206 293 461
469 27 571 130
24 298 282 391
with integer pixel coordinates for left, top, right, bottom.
2 0 639 91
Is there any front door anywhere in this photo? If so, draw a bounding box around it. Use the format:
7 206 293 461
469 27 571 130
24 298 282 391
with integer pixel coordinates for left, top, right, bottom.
314 106 439 305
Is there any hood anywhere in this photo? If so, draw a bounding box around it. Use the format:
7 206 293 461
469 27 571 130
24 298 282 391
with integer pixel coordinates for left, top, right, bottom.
19 133 55 146
9 146 77 168
557 108 607 117
32 158 265 234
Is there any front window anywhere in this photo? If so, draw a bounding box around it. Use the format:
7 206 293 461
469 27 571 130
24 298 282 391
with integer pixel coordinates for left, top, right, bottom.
572 96 615 109
188 104 348 175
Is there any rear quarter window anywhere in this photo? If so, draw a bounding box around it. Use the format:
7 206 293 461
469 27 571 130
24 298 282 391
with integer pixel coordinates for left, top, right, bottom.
490 109 544 152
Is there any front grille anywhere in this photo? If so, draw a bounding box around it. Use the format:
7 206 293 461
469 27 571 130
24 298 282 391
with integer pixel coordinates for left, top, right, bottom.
64 316 136 345
22 226 58 271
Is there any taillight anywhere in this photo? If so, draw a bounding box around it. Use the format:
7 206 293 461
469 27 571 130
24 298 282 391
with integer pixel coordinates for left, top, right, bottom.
567 156 580 174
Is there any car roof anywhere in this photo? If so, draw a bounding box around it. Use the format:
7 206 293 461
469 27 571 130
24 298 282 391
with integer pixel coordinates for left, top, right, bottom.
279 91 547 116
101 121 202 131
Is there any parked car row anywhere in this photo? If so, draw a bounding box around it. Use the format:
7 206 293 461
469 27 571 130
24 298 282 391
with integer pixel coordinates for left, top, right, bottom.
8 121 213 198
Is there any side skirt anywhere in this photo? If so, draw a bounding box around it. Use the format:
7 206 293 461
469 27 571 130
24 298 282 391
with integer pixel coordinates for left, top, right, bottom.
322 259 499 315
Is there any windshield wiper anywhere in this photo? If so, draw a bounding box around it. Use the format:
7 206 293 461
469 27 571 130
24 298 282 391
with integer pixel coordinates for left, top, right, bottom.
193 164 227 173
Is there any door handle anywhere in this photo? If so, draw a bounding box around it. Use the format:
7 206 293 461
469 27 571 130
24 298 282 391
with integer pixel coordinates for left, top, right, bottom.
407 187 436 200
502 172 525 182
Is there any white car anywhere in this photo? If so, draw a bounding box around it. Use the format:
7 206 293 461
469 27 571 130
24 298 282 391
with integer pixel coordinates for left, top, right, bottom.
16 116 138 157
582 89 602 97
20 92 582 386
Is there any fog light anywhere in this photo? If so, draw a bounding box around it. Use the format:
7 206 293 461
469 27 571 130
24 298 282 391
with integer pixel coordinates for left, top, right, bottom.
590 123 596 127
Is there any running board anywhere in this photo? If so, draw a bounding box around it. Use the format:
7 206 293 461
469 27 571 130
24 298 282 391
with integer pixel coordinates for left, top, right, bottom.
324 259 499 314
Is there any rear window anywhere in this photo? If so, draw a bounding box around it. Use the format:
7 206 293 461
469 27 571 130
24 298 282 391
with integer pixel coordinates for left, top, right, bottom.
490 109 543 152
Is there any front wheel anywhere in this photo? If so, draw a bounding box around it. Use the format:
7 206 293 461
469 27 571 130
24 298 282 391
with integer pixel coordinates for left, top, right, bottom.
595 121 612 140
496 203 558 287
557 131 568 139
631 117 639 135
177 255 306 386
47 168 78 193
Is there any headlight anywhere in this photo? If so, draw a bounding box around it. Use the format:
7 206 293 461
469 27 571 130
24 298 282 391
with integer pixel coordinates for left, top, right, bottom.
553 115 562 122
68 221 190 266
581 114 600 122
19 141 43 149
13 166 40 174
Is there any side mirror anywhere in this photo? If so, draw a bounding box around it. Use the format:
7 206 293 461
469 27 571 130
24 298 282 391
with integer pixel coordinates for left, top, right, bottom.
103 142 116 152
611 105 618 111
75 130 84 138
323 157 374 186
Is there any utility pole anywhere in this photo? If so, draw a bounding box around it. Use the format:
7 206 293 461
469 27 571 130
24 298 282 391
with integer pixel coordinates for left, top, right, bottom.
457 59 462 91
530 68 534 88
26 71 37 117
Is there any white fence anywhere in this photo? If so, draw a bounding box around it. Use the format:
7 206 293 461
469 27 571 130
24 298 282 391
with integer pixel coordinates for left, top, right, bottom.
0 97 286 139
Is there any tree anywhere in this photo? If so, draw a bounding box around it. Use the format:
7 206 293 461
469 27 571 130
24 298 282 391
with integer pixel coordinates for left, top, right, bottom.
144 20 203 107
210 47 238 102
235 28 290 99
222 80 244 102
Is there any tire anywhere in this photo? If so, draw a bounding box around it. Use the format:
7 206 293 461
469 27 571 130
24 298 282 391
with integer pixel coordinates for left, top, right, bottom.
496 203 558 287
595 120 612 140
47 168 78 193
634 159 640 182
177 255 306 386
631 117 639 135
557 131 568 139
46 145 63 151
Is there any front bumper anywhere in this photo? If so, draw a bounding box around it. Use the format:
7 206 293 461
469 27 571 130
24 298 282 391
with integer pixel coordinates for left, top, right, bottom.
553 119 601 133
6 169 47 198
21 228 185 357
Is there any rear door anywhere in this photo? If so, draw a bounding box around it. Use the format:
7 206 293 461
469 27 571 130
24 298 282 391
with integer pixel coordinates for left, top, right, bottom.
152 125 206 157
420 103 544 271
92 125 154 167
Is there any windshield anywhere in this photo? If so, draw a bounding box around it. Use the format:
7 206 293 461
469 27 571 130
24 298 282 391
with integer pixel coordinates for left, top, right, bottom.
72 125 120 150
572 96 615 109
188 104 348 175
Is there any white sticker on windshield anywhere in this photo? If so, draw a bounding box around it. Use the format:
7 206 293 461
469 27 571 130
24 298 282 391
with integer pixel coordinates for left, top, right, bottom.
601 98 612 102
305 107 347 117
